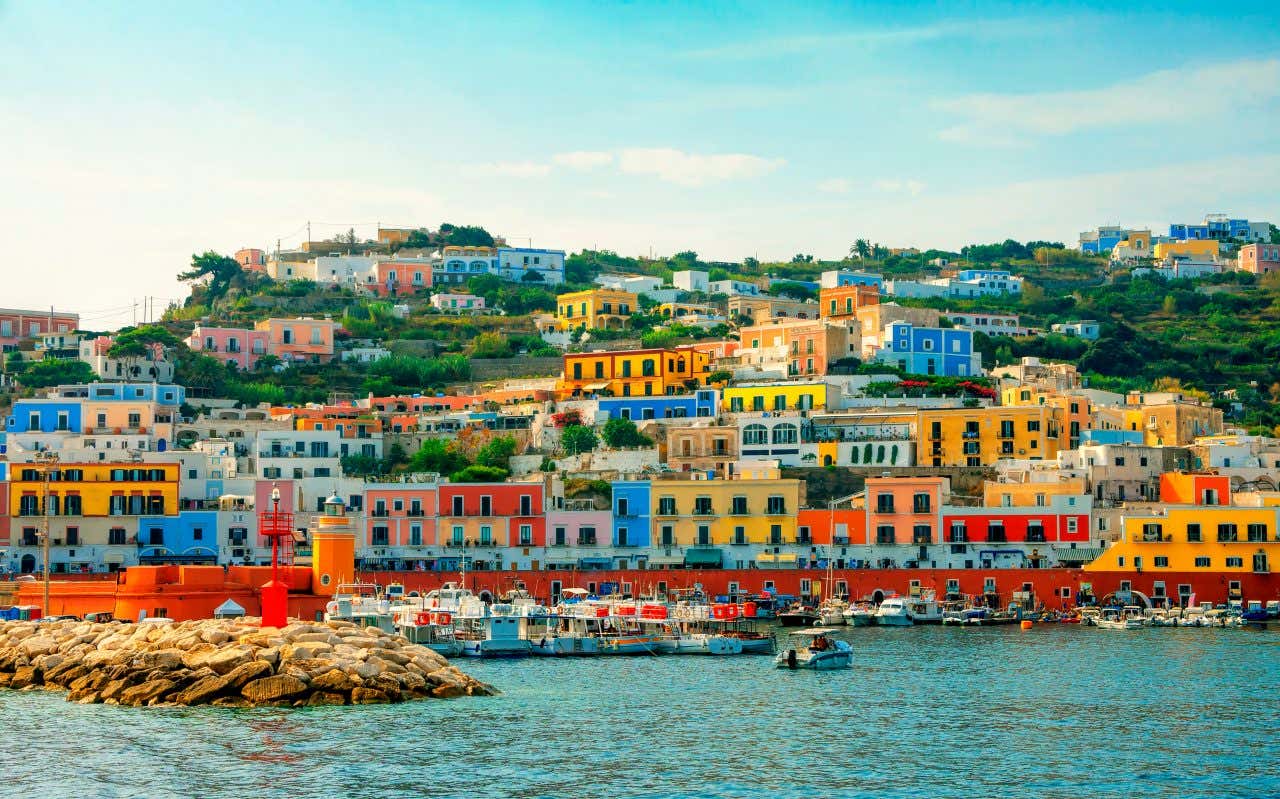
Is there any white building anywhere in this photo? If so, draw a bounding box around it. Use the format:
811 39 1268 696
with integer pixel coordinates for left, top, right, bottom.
707 279 760 297
309 255 384 286
430 293 487 314
946 312 1035 337
494 248 565 284
1050 321 1101 340
672 270 709 292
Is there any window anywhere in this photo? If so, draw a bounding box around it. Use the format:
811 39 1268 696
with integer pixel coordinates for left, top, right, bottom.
372 526 389 546
694 497 713 515
1217 524 1238 542
875 525 895 544
769 525 782 545
766 496 786 515
1194 556 1211 568
1247 523 1268 542
743 424 768 445
987 523 1006 542
697 525 711 546
580 526 598 545
731 496 748 515
660 525 674 547
410 525 422 546
451 526 464 545
1154 556 1168 568
1186 523 1201 542
912 493 931 514
1026 523 1045 543
479 525 493 545
797 526 811 544
658 497 676 516
912 524 931 544
519 525 532 546
876 494 895 513
1226 557 1243 568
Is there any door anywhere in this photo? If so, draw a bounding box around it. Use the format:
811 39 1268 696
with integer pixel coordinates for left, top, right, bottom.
1254 552 1269 573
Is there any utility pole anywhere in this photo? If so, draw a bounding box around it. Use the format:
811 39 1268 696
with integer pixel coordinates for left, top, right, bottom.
306 220 312 249
37 450 59 617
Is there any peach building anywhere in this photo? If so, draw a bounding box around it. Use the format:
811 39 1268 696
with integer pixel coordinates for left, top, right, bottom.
738 318 860 377
234 248 267 273
864 476 949 545
1238 243 1280 275
819 284 879 322
368 259 432 296
255 318 337 363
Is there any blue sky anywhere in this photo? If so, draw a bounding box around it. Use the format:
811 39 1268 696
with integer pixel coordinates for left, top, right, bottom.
2 0 1278 327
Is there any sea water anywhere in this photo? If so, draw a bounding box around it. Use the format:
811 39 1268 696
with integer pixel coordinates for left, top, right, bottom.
3 625 1276 799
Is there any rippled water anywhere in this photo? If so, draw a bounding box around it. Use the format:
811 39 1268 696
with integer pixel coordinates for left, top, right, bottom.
4 625 1276 799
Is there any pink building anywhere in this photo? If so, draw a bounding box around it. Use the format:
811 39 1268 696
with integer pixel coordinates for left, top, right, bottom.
365 483 440 547
368 260 432 297
255 318 338 363
187 326 270 370
1238 244 1280 275
235 248 267 273
0 308 79 350
865 476 948 545
430 293 486 313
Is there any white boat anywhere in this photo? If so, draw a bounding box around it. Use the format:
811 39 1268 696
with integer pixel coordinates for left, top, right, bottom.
842 602 877 627
815 598 849 626
523 615 600 656
906 592 944 624
875 597 913 627
324 582 396 633
774 629 853 670
1095 607 1144 630
392 606 464 657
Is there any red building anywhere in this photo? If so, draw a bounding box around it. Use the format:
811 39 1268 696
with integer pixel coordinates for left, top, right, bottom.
941 503 1091 545
797 507 868 546
437 482 546 547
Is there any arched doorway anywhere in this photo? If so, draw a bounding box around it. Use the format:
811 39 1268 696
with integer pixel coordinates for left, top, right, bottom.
871 589 885 604
20 554 35 574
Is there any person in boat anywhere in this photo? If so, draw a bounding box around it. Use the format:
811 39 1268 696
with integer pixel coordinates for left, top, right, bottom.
810 634 829 652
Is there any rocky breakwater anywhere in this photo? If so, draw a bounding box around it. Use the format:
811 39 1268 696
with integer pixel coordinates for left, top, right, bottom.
0 618 497 708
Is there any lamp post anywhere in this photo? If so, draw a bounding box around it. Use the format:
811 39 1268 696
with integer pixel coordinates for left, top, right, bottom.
270 482 281 584
36 450 60 617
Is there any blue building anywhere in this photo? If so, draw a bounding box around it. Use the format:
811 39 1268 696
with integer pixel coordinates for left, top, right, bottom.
820 270 883 290
5 399 84 433
1081 430 1144 445
610 480 651 556
598 390 719 422
50 382 185 405
136 510 219 564
494 247 566 285
874 322 981 377
1171 217 1254 242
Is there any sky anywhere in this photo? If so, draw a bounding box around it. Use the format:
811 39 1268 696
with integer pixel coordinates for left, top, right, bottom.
2 0 1279 329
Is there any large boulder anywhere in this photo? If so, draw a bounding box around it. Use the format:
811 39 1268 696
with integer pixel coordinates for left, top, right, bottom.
222 660 273 691
120 679 177 707
9 666 41 690
131 649 184 672
203 647 253 675
173 675 233 706
19 636 57 657
350 687 389 704
309 669 356 694
241 675 308 704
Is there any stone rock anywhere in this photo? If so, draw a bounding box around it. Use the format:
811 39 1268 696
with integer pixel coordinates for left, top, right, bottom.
132 649 184 672
292 632 338 645
200 629 230 646
280 643 317 662
120 679 177 707
256 647 281 668
351 687 390 704
204 647 253 675
173 675 232 706
98 679 132 703
19 636 57 657
241 675 308 704
309 669 356 694
222 660 273 690
211 696 251 709
344 636 381 649
9 666 40 690
431 683 468 699
368 675 403 702
353 660 383 680
307 692 346 706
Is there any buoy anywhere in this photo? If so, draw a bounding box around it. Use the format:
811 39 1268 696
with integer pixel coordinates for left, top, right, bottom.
1020 620 1033 630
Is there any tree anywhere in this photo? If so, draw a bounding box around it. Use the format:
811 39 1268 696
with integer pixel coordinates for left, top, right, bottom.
1162 294 1178 315
449 464 509 483
851 239 871 260
561 425 598 455
743 257 760 271
476 436 518 470
255 354 282 371
471 332 513 359
602 418 652 449
708 369 733 384
341 454 384 477
407 439 470 475
521 269 544 282
791 253 814 263
179 251 243 306
107 325 179 359
15 359 94 388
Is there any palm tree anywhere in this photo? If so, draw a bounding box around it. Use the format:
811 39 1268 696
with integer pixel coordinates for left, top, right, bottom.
850 239 872 260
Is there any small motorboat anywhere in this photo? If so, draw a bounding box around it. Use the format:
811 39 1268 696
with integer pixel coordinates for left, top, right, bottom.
874 597 913 627
815 598 849 626
1095 607 1144 630
778 603 820 627
774 629 853 671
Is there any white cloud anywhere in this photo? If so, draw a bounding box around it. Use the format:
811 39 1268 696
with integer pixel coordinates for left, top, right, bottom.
552 150 615 169
617 148 785 187
934 58 1280 145
470 161 552 178
873 178 925 196
817 178 852 194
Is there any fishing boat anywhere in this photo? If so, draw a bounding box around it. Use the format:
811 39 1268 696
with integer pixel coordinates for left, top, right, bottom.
874 597 912 627
774 629 853 670
1241 601 1269 623
842 602 877 627
778 603 820 627
906 592 943 624
815 598 849 626
1095 607 1144 630
716 621 777 654
523 614 600 657
392 607 464 657
324 582 395 633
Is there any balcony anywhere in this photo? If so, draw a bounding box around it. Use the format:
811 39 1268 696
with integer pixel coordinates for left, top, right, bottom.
370 509 390 518
1026 532 1047 543
407 509 425 517
962 431 980 440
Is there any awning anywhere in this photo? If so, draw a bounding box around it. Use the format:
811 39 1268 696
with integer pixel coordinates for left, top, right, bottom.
756 552 799 566
578 557 613 568
581 382 610 392
647 556 685 566
1053 546 1105 566
683 548 723 567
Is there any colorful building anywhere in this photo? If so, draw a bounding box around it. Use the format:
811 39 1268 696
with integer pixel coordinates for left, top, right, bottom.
0 307 79 351
873 322 981 377
430 293 486 313
554 288 636 331
819 284 879 322
649 474 805 559
437 482 546 549
434 246 498 285
186 326 271 371
1153 239 1219 261
364 480 440 549
1089 472 1276 577
598 391 719 422
724 380 831 413
369 259 432 296
738 318 860 377
1237 244 1280 275
255 317 337 363
917 406 1065 467
558 347 711 399
854 303 941 358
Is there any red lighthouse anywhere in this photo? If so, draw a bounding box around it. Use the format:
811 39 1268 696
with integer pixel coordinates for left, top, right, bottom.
258 483 294 628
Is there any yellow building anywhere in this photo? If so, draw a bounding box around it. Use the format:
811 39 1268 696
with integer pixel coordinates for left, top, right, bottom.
1001 387 1093 448
723 381 830 413
1092 394 1223 446
650 475 805 547
917 406 1065 467
554 288 637 331
1090 505 1277 574
558 346 711 398
982 478 1088 508
9 462 179 520
1153 239 1219 261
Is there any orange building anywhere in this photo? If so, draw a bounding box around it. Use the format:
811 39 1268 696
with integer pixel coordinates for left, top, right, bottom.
865 476 948 545
819 284 879 321
255 317 338 363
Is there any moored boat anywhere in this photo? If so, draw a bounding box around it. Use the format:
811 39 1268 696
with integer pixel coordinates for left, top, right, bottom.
842 602 877 627
778 603 819 627
874 597 912 627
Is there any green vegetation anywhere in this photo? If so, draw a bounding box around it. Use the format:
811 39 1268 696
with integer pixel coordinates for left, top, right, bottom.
561 425 598 455
601 418 653 448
